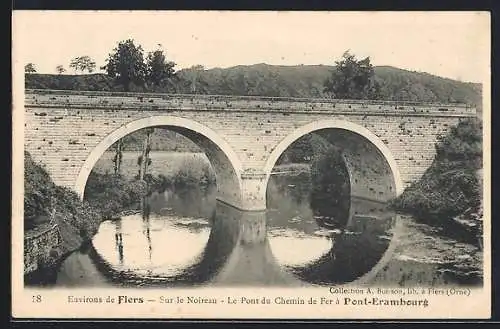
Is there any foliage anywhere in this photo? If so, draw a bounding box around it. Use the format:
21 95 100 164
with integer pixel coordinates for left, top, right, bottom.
171 157 216 187
24 151 102 241
178 65 209 94
324 51 380 99
392 163 480 222
84 171 147 219
24 151 55 227
50 185 102 240
55 65 66 74
142 174 172 194
277 133 332 164
112 128 201 152
26 73 116 91
435 118 483 163
69 56 96 74
310 146 351 220
25 64 481 110
25 63 36 74
146 48 177 91
101 39 147 91
391 118 483 223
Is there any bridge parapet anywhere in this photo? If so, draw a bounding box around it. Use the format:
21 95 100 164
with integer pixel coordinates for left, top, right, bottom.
25 89 476 117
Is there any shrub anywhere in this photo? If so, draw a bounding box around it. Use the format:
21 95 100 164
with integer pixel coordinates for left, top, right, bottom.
172 157 216 188
435 118 482 164
391 118 482 223
84 171 148 218
24 151 55 224
142 173 172 194
24 152 103 245
310 148 351 220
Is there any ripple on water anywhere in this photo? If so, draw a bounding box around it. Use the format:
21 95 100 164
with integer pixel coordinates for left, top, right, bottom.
378 215 483 285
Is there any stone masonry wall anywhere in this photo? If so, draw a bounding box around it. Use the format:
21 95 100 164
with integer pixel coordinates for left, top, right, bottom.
24 90 474 204
24 223 62 274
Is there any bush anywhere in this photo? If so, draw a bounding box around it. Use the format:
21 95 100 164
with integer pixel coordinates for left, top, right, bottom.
435 118 482 163
24 151 55 223
310 148 351 220
391 118 482 224
84 171 148 218
24 152 103 245
51 185 102 239
142 174 172 195
392 163 480 222
172 157 216 188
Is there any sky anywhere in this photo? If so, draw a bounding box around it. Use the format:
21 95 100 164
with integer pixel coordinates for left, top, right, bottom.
12 11 490 83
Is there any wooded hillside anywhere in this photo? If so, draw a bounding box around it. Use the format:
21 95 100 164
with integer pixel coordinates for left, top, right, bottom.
25 64 482 111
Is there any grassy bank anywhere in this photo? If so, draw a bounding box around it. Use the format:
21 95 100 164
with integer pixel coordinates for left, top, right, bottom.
24 151 104 273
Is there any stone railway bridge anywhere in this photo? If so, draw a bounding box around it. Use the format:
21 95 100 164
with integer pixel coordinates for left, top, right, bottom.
25 89 476 213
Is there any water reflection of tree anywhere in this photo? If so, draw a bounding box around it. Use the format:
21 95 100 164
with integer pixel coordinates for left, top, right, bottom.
267 149 351 230
114 220 124 265
288 216 393 285
142 197 153 262
168 185 216 219
266 175 317 234
310 147 351 227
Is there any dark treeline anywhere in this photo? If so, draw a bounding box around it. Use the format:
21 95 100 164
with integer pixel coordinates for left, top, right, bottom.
26 65 481 110
25 42 481 110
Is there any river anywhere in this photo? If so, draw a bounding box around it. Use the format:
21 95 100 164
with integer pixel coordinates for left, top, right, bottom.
27 152 483 288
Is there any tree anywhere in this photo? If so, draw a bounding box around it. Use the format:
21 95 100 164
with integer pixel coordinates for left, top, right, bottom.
25 63 36 74
55 65 66 74
102 39 147 91
112 139 123 175
145 47 176 90
138 128 154 181
324 50 380 99
182 65 207 94
277 134 332 165
69 56 96 74
435 118 482 164
310 146 351 224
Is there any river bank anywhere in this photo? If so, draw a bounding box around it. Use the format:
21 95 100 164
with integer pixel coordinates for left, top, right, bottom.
389 118 483 247
24 150 213 283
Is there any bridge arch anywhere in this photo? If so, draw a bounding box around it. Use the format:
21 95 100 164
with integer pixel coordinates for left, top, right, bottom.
264 120 404 286
263 119 404 285
263 119 404 198
75 116 244 209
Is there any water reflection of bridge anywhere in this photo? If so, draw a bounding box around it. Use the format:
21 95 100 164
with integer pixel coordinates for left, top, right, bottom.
270 164 311 176
90 199 398 287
